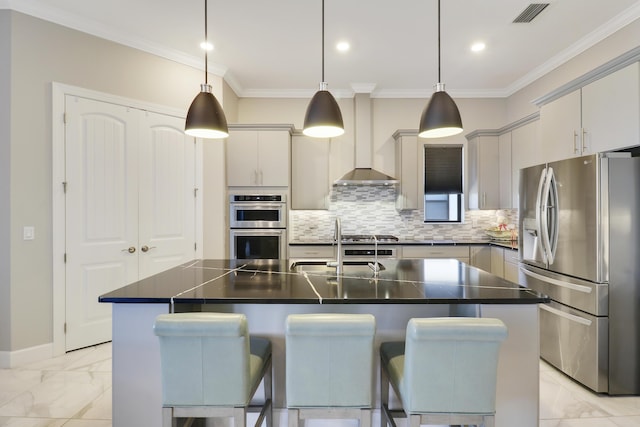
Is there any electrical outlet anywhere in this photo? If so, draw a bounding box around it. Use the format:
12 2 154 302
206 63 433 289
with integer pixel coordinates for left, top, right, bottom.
23 226 35 240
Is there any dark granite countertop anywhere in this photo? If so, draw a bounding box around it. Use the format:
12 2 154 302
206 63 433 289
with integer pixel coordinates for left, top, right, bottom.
99 258 547 305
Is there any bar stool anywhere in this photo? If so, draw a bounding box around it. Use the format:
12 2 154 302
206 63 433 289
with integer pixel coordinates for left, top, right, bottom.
154 312 272 427
285 313 376 427
380 317 508 427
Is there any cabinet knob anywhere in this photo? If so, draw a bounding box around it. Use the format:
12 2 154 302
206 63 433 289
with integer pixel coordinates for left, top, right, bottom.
122 246 136 254
141 245 156 253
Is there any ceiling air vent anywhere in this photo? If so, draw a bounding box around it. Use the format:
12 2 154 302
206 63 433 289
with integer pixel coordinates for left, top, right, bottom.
513 3 549 23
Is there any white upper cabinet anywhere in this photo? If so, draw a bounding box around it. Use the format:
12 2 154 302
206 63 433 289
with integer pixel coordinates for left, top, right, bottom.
582 62 640 153
540 62 640 162
291 134 330 209
510 119 540 207
394 131 421 211
467 133 500 210
498 132 513 209
539 89 582 162
226 127 291 187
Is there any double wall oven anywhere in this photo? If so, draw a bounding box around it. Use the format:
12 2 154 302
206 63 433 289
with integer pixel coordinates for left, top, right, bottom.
229 194 287 260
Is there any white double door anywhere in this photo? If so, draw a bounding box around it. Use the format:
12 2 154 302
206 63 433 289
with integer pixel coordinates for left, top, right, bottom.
64 96 196 351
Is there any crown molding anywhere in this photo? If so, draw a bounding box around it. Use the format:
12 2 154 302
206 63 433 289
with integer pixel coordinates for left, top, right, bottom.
4 0 639 100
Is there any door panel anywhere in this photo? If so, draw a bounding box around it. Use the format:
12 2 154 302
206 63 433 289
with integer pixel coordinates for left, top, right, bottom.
65 98 196 352
138 112 196 279
65 96 139 351
519 164 546 268
549 155 600 282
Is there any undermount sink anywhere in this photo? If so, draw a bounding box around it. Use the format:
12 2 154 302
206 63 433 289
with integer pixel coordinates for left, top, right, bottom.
289 260 385 274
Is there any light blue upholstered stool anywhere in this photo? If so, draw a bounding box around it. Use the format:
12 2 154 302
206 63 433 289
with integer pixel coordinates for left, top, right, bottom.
380 317 508 427
286 313 376 427
154 312 273 427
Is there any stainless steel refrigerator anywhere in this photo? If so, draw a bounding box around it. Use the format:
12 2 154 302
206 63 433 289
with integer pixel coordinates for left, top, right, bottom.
519 152 640 395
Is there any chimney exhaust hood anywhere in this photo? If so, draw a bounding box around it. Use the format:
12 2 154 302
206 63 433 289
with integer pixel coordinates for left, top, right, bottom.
334 92 398 186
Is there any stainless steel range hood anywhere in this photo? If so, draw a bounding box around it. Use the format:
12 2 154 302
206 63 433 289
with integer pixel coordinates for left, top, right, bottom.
334 93 398 186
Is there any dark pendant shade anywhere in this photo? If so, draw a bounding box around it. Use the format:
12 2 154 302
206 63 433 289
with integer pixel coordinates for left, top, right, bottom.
303 88 345 138
185 84 229 139
418 88 463 138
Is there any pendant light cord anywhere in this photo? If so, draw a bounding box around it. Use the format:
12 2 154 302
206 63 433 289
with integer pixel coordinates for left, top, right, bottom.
321 0 325 83
204 0 209 85
437 0 441 84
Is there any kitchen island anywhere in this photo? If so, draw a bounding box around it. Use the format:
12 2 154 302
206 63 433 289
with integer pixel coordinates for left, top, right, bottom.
99 258 548 427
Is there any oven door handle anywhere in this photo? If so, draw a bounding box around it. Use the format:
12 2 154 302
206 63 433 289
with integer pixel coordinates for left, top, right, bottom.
521 267 592 294
539 304 592 326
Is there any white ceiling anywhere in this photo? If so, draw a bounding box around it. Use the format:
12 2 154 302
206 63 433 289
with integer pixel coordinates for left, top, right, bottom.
5 0 640 98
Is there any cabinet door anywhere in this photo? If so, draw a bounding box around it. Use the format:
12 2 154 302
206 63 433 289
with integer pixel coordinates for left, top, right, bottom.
402 245 469 262
289 245 334 259
227 131 258 186
258 131 290 186
291 135 330 209
498 132 512 209
490 246 505 278
511 121 540 207
582 63 640 153
539 90 581 162
468 135 500 209
470 246 492 272
395 135 420 210
503 249 520 284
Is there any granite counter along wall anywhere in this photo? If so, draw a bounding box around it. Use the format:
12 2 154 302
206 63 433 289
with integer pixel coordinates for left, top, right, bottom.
290 185 518 241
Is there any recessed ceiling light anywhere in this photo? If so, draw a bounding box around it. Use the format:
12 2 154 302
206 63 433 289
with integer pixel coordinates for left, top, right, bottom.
200 41 214 51
336 41 350 52
471 42 486 52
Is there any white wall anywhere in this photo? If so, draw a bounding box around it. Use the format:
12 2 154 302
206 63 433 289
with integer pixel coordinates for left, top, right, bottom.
506 17 640 121
2 11 226 353
0 11 12 352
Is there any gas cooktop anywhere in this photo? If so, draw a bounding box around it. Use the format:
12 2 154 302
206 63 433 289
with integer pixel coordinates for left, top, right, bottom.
341 234 399 243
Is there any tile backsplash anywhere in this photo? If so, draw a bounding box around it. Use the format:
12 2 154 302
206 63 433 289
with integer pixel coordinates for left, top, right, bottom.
290 185 518 241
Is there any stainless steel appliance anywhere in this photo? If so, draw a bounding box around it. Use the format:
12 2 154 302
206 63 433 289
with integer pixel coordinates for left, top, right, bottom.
519 152 640 395
229 194 287 260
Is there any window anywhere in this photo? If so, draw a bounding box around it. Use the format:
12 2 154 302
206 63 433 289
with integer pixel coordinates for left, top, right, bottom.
424 145 464 223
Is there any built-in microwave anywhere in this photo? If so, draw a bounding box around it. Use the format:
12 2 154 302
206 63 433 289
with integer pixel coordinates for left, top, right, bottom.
229 229 288 260
229 194 287 229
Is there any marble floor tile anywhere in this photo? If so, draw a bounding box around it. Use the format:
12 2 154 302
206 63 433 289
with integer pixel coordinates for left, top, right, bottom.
4 343 640 426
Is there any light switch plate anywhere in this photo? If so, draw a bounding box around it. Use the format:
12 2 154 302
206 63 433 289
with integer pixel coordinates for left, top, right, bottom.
23 226 35 240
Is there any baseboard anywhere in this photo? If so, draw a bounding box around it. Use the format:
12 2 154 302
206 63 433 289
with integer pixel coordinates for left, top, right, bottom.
0 342 53 368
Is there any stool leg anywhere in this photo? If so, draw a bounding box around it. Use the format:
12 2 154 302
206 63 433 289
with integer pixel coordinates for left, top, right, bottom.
162 407 175 427
234 407 246 427
288 408 299 427
265 361 273 427
380 362 390 427
360 408 372 427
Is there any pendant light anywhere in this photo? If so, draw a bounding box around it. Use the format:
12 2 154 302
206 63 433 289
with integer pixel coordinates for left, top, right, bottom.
185 0 229 139
303 0 344 138
418 0 463 139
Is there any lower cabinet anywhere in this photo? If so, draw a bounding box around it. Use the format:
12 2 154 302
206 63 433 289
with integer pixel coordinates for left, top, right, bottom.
470 246 492 271
490 246 520 283
289 245 334 260
503 248 520 283
401 245 470 264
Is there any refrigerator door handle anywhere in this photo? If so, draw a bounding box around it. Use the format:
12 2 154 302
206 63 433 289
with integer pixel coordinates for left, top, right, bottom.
521 267 593 293
539 303 592 326
535 167 548 262
541 166 556 264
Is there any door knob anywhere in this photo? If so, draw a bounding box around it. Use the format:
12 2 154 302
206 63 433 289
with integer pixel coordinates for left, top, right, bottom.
122 246 136 253
141 245 156 253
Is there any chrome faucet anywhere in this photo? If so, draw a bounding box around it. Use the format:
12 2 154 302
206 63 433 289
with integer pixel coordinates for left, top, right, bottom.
369 234 381 276
326 217 343 275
